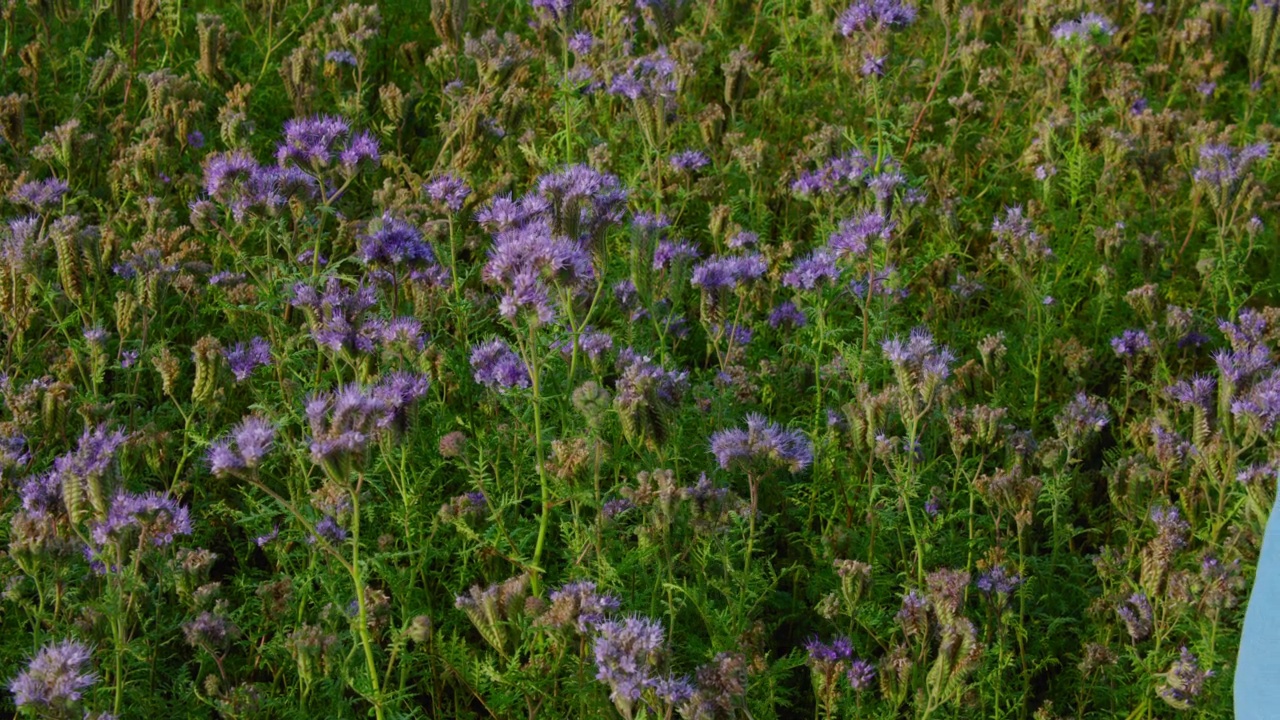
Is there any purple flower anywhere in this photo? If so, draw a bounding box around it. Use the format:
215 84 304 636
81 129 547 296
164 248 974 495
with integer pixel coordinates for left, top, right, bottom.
312 515 348 543
691 254 767 294
1117 593 1153 641
276 115 352 168
1158 647 1213 709
423 173 472 212
1150 504 1190 550
836 0 917 35
306 374 431 464
710 413 813 473
792 149 872 196
608 47 678 102
326 49 358 65
532 0 574 24
1193 142 1270 203
206 415 277 477
806 636 853 664
360 214 438 269
187 130 206 148
1110 329 1151 358
339 131 381 173
769 301 807 329
1054 392 1110 448
223 337 272 382
90 490 192 547
471 339 531 391
1166 375 1216 411
846 659 876 691
9 640 97 709
860 54 887 76
653 239 700 270
669 150 710 173
545 580 621 631
568 31 595 55
783 247 840 290
11 177 70 211
828 211 894 256
593 616 666 706
976 565 1023 597
1051 12 1116 42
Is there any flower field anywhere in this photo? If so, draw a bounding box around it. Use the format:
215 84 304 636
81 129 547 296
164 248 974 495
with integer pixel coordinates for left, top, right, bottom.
0 0 1276 717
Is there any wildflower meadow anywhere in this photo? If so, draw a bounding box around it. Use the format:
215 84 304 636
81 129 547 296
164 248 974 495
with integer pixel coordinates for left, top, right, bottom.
0 0 1276 717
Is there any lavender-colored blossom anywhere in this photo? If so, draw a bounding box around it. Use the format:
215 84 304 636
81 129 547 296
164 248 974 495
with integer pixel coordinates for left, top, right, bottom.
593 616 666 706
710 413 813 473
1111 329 1151 358
312 515 348 544
544 580 621 632
568 30 595 54
846 659 876 691
828 211 894 256
223 337 271 382
531 0 573 25
1117 593 1153 641
976 565 1023 597
339 131 381 172
90 491 192 547
1150 504 1190 550
653 239 700 270
727 231 758 249
359 214 438 269
691 253 767 293
1051 12 1117 42
471 339 531 391
1166 375 1216 411
783 247 840 290
792 149 871 196
769 301 807 329
1193 142 1270 202
805 636 853 664
326 49 358 65
836 0 917 35
276 115 352 168
669 150 710 173
306 374 431 464
11 177 70 211
609 47 678 102
1 215 44 271
424 173 472 212
1158 647 1213 709
1054 392 1110 448
9 640 96 709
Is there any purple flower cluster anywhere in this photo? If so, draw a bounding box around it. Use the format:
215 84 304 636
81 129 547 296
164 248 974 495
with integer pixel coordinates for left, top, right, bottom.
90 490 192 547
1050 12 1116 42
669 149 710 173
471 339 531 391
11 177 70 211
592 615 666 707
792 149 871 196
783 247 840 290
423 173 472 212
9 639 97 710
1157 647 1213 709
1110 329 1151 358
291 279 423 354
609 47 679 102
276 115 380 173
201 151 319 222
223 337 271 382
207 415 278 478
710 413 813 473
542 580 621 632
305 373 431 464
835 0 917 36
691 253 767 294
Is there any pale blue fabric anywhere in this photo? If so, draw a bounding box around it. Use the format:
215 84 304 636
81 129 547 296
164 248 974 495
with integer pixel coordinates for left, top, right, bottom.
1237 501 1280 718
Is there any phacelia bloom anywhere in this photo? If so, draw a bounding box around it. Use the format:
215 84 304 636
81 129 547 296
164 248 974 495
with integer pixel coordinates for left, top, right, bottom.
183 611 239 649
339 130 381 172
187 130 206 148
861 53 887 76
1050 12 1116 42
470 339 531 391
1192 141 1270 209
710 413 813 473
782 247 840 290
90 490 192 548
652 239 701 270
34 424 129 519
727 231 758 249
290 278 387 355
567 30 595 55
976 565 1023 597
828 210 894 256
531 0 573 25
276 115 353 168
325 49 358 65
1166 375 1216 411
669 149 710 173
1110 329 1151 358
613 350 689 448
991 205 1053 266
593 616 666 708
480 201 597 325
881 326 956 397
1053 392 1110 449
1231 369 1280 431
836 0 917 35
9 639 97 710
305 373 431 464
609 47 679 102
223 337 271 382
207 415 278 477
691 253 767 293
540 580 621 632
806 636 853 665
792 149 872 196
1150 504 1190 550
359 214 438 270
1117 593 1153 642
2 215 44 272
846 659 876 691
423 173 472 212
1157 647 1213 710
769 301 807 329
11 177 70 211
897 590 931 637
